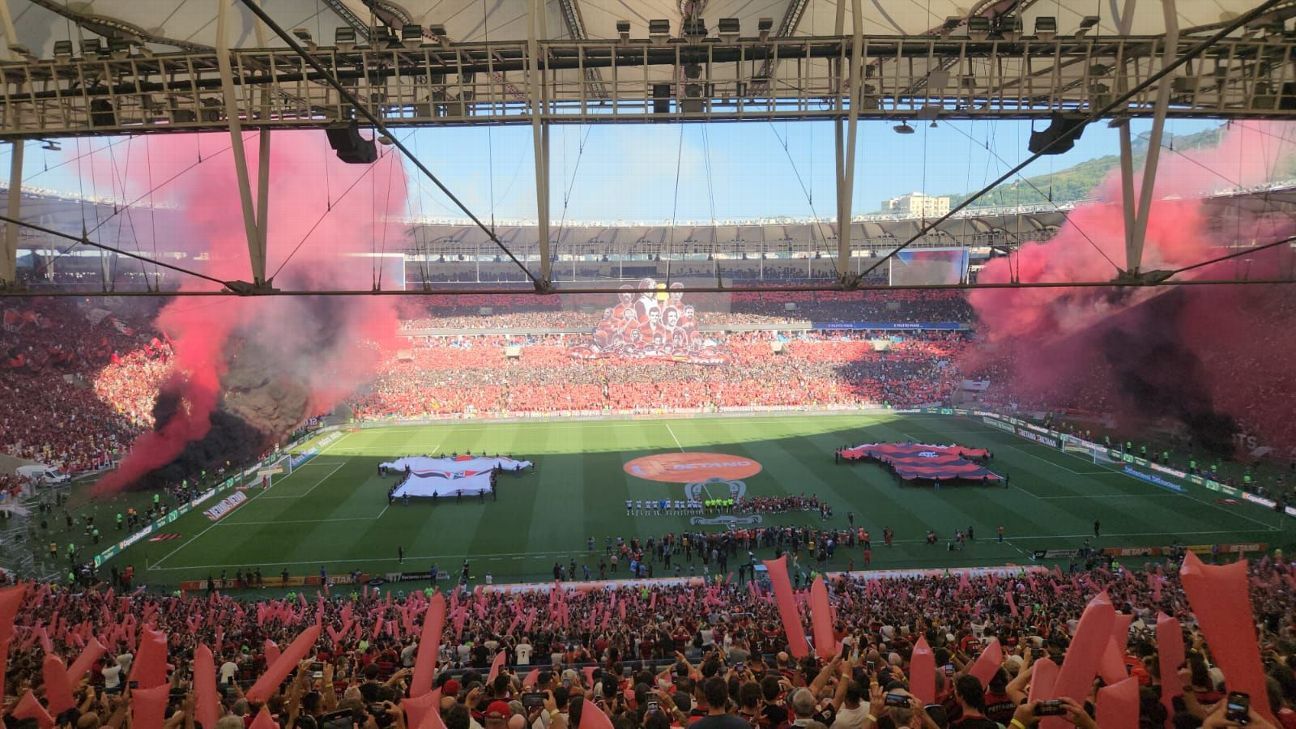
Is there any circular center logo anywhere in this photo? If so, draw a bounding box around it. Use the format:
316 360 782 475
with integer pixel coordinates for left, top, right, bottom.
624 452 762 483
917 451 939 458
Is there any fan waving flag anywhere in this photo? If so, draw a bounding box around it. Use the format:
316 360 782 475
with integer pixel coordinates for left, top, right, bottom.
762 555 810 658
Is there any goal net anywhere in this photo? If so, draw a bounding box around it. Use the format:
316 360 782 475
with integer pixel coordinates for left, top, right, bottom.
255 454 294 490
1063 443 1119 466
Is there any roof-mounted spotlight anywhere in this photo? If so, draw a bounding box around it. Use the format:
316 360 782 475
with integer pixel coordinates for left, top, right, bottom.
683 17 707 42
81 38 102 59
616 20 631 42
335 26 357 51
1034 16 1057 40
107 38 131 59
893 121 915 134
1076 15 1100 37
942 17 962 36
292 28 316 49
967 16 990 40
757 17 773 41
401 24 423 48
53 40 74 62
373 26 399 48
996 14 1021 41
39 139 61 151
649 19 671 45
718 18 740 42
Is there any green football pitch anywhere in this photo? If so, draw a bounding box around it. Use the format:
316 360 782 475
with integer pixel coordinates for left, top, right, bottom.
120 413 1293 587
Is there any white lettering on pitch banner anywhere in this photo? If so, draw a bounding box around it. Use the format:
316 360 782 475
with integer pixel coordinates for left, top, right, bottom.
203 491 249 521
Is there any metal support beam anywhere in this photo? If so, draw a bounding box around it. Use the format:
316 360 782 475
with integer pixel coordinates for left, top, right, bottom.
0 0 18 61
530 0 551 285
1126 0 1178 275
216 0 268 286
835 0 863 282
1 140 20 286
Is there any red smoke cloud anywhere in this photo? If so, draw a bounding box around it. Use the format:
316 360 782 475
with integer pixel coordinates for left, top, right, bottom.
966 121 1296 451
94 131 407 493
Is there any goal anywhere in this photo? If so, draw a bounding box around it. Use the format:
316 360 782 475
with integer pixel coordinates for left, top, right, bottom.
1063 442 1119 466
255 453 294 489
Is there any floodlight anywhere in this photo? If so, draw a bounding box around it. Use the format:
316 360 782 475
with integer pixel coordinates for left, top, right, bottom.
81 38 102 59
649 19 671 45
335 27 357 50
757 17 773 40
1034 16 1056 40
967 17 990 40
402 24 423 48
683 18 707 42
718 18 739 42
53 40 74 61
1076 16 1099 37
616 20 631 42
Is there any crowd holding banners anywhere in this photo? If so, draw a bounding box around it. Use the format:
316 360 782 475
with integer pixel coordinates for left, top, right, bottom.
4 551 1296 729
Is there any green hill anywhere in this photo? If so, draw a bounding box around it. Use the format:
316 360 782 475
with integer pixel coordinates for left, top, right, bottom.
941 123 1227 209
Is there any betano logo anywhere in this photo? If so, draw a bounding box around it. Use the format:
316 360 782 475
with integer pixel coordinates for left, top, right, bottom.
624 452 762 483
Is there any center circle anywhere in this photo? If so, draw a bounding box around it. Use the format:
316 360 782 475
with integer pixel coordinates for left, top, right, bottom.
623 452 762 483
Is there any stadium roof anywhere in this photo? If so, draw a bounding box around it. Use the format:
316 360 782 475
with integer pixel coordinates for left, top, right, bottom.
4 0 1275 56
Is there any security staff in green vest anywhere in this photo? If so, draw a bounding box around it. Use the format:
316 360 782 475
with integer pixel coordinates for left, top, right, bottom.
1189 459 1197 473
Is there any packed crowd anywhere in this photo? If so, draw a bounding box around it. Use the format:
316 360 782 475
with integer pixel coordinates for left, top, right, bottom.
351 332 968 419
0 300 155 475
2 554 1296 729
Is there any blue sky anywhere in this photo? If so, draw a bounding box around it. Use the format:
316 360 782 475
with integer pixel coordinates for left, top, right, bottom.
9 117 1220 224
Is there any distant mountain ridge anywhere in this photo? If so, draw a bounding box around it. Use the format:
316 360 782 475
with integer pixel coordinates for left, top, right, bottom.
941 123 1228 209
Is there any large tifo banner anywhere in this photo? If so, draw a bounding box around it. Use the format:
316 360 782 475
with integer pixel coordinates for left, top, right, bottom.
382 455 532 498
567 278 727 364
889 248 970 286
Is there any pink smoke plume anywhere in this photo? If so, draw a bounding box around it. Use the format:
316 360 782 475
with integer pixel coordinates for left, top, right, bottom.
966 121 1296 453
94 131 407 493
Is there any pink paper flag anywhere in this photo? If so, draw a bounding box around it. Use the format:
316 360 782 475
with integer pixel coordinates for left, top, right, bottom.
402 688 442 729
523 669 540 689
417 703 448 729
1180 553 1274 721
1095 676 1139 729
1111 613 1133 651
13 690 55 729
582 666 597 687
1028 658 1059 704
41 654 77 715
1099 637 1129 685
809 576 838 660
249 706 279 729
487 651 506 684
762 556 810 658
194 644 220 729
410 592 447 698
579 692 616 729
264 639 281 665
968 638 1003 686
1006 590 1018 617
1047 590 1115 710
1156 613 1185 725
66 637 107 683
132 684 171 729
134 627 171 689
909 636 936 704
246 625 321 703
